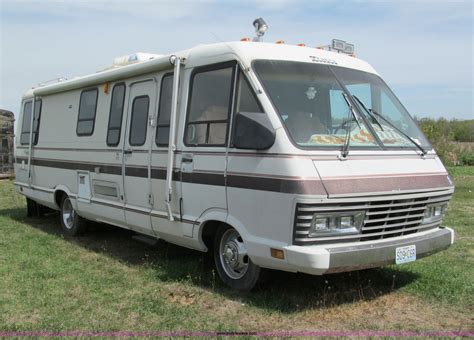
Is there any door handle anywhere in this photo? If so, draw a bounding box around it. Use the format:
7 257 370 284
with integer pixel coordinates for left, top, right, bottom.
182 154 193 163
124 149 133 155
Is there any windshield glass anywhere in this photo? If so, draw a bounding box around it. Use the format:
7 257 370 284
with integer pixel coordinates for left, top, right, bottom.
253 60 430 150
331 66 430 149
253 60 377 148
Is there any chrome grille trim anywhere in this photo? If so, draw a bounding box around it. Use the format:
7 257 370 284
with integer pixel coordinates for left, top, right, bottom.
296 195 452 213
364 213 425 224
293 190 452 245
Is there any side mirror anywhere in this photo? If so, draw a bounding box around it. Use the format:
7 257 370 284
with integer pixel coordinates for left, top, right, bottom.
232 112 276 150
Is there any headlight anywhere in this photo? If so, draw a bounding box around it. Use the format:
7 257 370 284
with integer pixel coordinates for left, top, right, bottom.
422 203 447 224
309 211 365 237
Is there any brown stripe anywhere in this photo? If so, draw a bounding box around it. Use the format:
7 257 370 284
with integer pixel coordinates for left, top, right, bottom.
226 174 326 195
125 167 147 178
14 157 326 195
182 172 226 187
16 157 123 175
323 174 452 195
16 157 451 196
151 168 181 181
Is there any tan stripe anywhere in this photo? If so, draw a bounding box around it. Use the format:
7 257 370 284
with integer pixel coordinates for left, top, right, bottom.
323 174 452 195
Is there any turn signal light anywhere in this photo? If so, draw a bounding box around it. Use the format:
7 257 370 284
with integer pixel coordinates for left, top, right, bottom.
271 248 285 259
240 37 251 42
297 43 306 46
275 40 285 44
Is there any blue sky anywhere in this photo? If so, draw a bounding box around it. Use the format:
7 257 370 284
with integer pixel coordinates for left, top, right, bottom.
1 0 472 121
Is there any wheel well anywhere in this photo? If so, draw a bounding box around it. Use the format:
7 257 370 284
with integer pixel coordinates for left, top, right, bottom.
201 220 227 251
54 190 67 209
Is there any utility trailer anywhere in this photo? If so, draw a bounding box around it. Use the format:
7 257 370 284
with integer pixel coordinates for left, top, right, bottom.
14 20 454 291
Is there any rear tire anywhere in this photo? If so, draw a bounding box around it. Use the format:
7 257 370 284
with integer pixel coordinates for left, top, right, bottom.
213 225 261 292
59 195 86 236
26 198 41 217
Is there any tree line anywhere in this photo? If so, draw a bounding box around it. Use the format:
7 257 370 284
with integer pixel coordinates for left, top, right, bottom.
415 118 474 166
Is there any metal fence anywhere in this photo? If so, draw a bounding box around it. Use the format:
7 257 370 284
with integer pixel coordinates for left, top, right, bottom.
0 109 14 177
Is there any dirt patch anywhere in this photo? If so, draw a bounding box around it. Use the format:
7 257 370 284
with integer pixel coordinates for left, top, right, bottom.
167 288 198 306
196 290 473 332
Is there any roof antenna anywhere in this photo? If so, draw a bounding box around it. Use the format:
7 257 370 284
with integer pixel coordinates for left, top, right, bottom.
253 17 268 42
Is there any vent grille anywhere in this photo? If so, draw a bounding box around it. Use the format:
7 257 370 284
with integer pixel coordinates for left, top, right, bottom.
294 192 452 245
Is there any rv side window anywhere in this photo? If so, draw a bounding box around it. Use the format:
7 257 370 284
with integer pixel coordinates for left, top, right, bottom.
129 95 150 146
20 99 42 145
235 71 262 114
106 83 126 146
155 73 173 147
185 62 235 146
77 88 99 136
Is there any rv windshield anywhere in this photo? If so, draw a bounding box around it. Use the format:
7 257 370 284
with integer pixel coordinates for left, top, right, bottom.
253 60 430 150
331 66 431 149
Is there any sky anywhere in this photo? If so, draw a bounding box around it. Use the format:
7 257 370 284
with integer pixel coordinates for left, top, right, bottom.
0 0 473 121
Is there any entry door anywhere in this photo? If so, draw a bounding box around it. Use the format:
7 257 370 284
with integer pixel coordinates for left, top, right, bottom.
123 80 157 236
180 62 236 226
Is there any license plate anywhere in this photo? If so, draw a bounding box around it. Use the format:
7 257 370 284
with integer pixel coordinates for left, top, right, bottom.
395 245 416 264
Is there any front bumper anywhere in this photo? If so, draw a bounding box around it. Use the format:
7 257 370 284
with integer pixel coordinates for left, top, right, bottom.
284 227 454 275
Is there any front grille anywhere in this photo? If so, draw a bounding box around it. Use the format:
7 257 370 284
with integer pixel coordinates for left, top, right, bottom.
293 191 452 245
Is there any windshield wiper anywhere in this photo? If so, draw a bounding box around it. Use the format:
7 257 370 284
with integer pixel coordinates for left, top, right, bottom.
352 95 384 131
340 93 359 159
368 109 427 156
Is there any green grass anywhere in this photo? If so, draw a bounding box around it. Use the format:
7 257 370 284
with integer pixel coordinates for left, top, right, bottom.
447 165 474 177
387 167 474 306
0 170 472 332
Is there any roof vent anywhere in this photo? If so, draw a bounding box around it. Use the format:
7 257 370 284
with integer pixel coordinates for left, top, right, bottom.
112 52 163 67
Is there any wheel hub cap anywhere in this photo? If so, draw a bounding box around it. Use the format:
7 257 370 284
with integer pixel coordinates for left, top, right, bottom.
62 198 75 230
219 229 249 279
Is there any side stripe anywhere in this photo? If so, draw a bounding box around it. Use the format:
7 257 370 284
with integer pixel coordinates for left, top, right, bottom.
14 157 327 195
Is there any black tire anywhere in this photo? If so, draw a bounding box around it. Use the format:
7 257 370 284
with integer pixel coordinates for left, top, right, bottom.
213 225 261 292
26 198 41 217
59 195 87 236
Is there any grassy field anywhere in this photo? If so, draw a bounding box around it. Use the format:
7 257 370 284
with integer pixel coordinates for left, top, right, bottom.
0 168 473 334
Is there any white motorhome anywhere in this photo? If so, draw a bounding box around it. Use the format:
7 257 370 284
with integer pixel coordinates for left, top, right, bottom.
14 32 455 290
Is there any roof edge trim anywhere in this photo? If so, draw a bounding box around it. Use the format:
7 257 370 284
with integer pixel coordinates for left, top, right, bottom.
33 54 174 97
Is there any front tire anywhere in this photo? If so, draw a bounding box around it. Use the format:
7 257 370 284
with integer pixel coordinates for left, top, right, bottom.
60 195 86 236
214 225 261 292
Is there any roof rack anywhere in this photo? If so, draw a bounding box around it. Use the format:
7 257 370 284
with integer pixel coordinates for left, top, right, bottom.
38 77 68 87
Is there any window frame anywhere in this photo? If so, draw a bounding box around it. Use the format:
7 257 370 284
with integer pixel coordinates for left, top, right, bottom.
76 87 99 137
155 72 174 147
183 60 237 147
20 99 42 145
128 95 150 147
106 83 126 147
20 101 32 145
229 69 265 148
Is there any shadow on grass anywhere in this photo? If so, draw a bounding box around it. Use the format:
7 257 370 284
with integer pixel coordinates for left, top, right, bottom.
1 206 420 313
